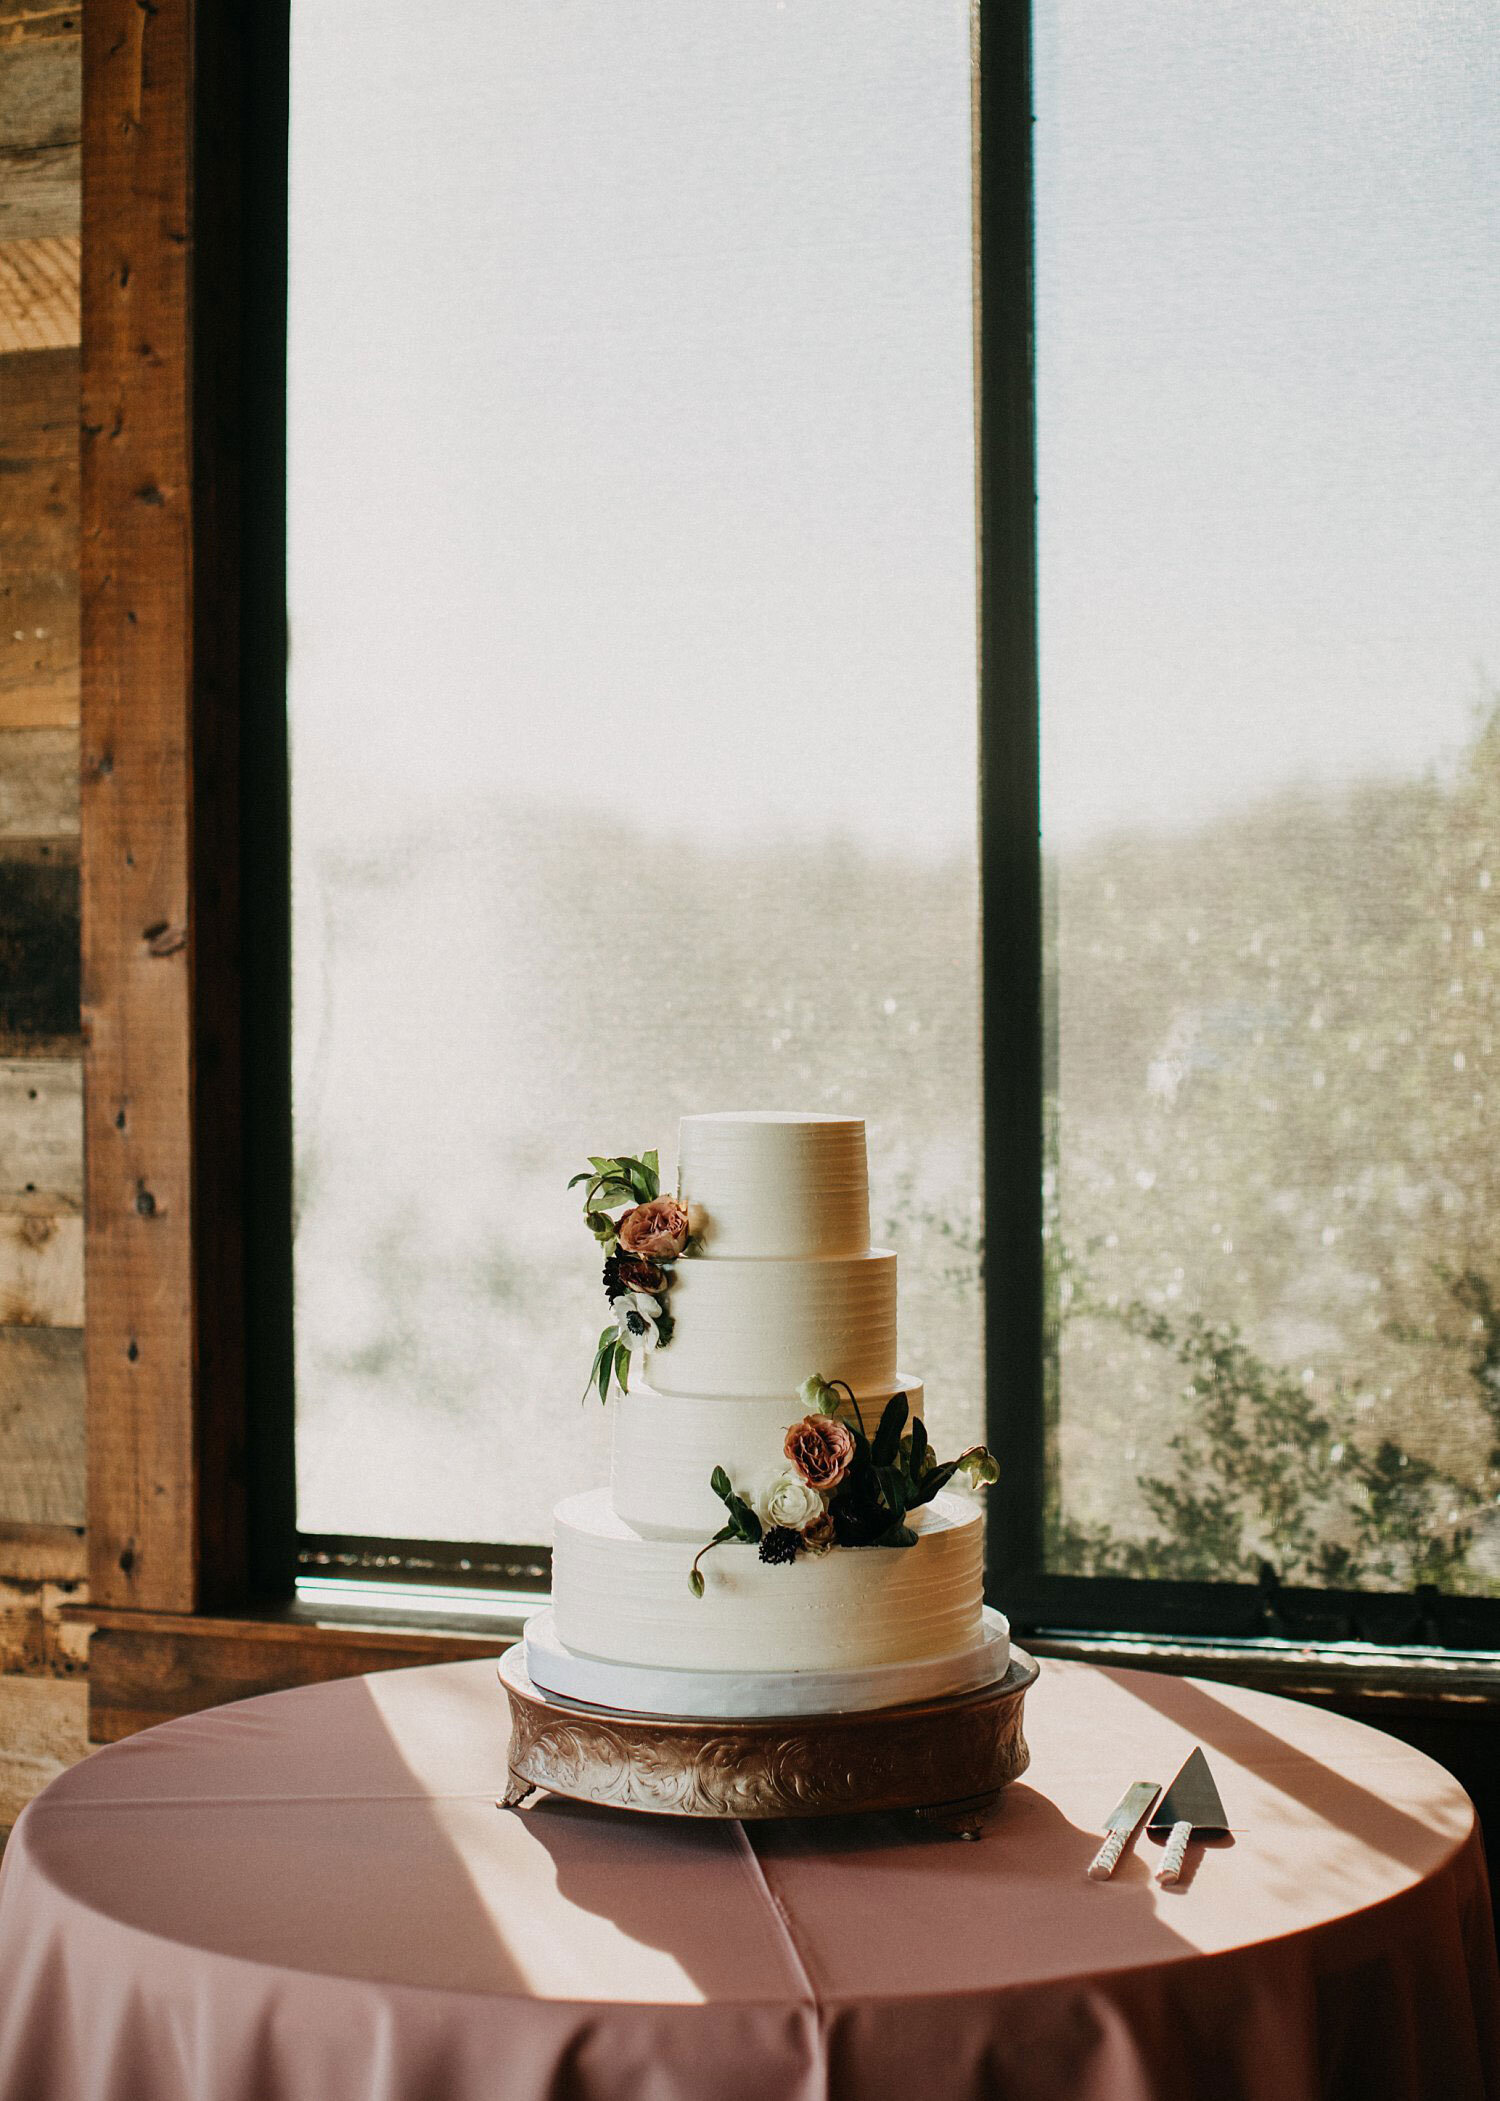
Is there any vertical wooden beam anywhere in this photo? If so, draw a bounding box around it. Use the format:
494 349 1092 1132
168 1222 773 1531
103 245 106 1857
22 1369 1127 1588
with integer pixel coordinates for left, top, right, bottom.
80 0 246 1615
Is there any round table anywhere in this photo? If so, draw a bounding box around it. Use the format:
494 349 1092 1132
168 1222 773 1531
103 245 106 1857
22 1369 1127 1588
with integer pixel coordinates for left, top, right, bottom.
0 1656 1495 2101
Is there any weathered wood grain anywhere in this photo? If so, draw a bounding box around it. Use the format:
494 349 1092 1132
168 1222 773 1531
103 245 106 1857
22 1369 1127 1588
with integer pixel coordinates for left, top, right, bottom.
0 1324 83 1523
0 1519 84 1582
0 234 78 350
0 1208 80 1322
85 1619 509 1744
0 840 78 1048
0 35 77 149
0 347 78 576
0 4 82 43
0 297 79 734
0 729 76 835
0 1571 87 1673
0 572 79 727
0 1673 87 1828
83 0 249 1616
0 17 79 242
0 143 79 241
0 1059 80 1205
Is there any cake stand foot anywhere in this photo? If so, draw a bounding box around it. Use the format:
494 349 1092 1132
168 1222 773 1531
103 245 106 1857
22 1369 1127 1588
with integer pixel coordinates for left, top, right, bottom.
500 1772 541 1811
913 1792 1002 1841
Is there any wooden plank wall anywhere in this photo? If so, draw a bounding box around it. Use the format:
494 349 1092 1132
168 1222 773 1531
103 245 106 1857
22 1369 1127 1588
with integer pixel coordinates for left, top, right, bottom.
0 0 90 1832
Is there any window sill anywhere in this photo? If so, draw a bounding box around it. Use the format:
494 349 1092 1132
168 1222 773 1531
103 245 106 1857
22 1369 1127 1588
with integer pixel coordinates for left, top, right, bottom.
62 1606 1500 1746
59 1601 518 1743
1026 1629 1500 1713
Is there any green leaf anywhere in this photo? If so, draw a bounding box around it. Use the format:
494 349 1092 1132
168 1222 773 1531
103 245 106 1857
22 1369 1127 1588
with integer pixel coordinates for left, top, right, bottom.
876 1465 909 1520
908 1416 929 1478
588 1157 618 1174
583 1333 612 1404
567 1170 597 1189
725 1491 763 1543
585 1210 614 1238
906 1458 960 1508
878 1523 918 1548
642 1148 660 1187
594 1181 637 1210
872 1391 909 1467
615 1342 632 1395
596 1341 613 1406
688 1568 705 1597
711 1466 734 1507
626 1162 654 1201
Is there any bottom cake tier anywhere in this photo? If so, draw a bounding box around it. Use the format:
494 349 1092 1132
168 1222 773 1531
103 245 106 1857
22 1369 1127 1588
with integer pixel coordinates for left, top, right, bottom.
523 1602 1011 1717
549 1484 985 1677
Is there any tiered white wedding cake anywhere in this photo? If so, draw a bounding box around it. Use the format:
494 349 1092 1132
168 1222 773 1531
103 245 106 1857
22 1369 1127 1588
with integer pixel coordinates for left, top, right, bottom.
524 1112 1008 1718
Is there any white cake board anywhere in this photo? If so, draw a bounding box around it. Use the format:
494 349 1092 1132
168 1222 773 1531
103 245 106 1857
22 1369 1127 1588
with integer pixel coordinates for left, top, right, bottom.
522 1605 1012 1719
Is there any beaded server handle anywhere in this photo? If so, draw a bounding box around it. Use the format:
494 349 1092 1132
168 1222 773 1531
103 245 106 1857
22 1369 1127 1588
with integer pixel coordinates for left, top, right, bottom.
1086 1827 1129 1880
1156 1821 1192 1884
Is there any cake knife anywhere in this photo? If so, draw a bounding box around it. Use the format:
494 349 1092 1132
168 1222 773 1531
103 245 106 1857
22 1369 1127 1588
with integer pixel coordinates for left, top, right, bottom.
1147 1747 1229 1883
1085 1779 1160 1880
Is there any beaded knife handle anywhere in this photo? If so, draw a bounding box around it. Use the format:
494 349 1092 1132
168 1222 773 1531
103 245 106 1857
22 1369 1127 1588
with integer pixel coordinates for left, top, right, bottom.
1086 1827 1129 1880
1156 1821 1192 1884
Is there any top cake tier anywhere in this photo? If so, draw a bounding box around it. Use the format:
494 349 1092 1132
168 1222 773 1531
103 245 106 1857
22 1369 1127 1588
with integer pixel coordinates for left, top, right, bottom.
677 1112 870 1259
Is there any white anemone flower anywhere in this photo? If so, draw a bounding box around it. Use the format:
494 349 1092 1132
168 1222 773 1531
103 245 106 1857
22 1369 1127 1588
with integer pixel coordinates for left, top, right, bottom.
751 1469 823 1534
612 1293 661 1353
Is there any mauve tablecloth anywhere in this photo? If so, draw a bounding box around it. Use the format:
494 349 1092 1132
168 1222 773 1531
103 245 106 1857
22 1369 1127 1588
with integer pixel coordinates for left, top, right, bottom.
0 1654 1495 2101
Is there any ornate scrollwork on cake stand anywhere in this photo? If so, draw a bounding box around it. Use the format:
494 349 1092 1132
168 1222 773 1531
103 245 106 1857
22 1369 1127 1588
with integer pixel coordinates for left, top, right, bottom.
497 1646 1039 1839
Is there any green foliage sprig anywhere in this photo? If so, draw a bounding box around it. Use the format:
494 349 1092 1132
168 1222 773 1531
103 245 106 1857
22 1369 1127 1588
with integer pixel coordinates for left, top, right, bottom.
689 1467 764 1596
815 1381 996 1549
571 1150 694 1404
689 1373 998 1594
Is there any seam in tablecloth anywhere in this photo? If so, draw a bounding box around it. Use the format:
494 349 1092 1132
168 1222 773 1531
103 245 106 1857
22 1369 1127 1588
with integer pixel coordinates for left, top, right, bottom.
731 1822 819 2010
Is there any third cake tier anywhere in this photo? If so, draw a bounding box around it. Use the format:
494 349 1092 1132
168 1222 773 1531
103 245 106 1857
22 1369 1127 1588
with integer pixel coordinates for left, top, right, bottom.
646 1248 897 1397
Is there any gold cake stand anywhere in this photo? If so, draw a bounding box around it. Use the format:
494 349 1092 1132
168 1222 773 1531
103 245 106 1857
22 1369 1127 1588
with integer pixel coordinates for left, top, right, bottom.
497 1645 1040 1840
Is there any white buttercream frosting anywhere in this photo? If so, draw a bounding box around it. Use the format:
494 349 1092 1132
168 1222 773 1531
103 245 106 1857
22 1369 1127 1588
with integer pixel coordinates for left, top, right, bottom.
551 1486 985 1675
611 1377 926 1535
648 1248 897 1397
522 1606 1011 1718
678 1112 870 1259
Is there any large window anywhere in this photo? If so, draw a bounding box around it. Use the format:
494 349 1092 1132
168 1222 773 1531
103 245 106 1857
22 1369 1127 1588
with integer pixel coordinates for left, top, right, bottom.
286 0 983 1568
1034 0 1500 1627
277 0 1500 1646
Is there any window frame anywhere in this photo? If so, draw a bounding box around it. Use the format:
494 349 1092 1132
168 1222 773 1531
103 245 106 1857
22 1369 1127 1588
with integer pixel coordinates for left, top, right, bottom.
77 0 1500 1747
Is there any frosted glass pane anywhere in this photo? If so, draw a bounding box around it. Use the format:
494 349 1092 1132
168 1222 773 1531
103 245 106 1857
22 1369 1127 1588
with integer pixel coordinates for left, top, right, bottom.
1038 2 1500 1591
288 0 981 1543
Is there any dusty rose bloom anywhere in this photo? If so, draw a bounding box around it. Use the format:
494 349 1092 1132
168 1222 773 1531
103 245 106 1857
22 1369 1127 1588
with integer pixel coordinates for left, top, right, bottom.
784 1413 856 1491
615 1252 667 1295
618 1197 690 1259
801 1509 836 1552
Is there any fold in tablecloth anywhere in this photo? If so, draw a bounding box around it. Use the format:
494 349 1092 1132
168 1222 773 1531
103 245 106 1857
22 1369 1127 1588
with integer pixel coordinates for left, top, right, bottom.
0 1656 1495 2101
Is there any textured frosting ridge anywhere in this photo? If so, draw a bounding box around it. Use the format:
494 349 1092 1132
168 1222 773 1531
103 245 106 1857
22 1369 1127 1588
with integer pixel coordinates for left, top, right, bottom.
545 1109 989 1695
552 1486 985 1674
647 1249 897 1397
611 1376 926 1536
678 1111 870 1259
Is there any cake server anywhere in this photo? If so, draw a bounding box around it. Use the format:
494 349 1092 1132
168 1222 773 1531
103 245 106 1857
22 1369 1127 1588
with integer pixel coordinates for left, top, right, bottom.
1147 1747 1229 1883
1085 1779 1160 1880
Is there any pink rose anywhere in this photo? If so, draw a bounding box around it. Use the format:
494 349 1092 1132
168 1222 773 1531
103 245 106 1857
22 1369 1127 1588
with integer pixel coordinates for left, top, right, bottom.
784 1413 856 1492
618 1197 690 1259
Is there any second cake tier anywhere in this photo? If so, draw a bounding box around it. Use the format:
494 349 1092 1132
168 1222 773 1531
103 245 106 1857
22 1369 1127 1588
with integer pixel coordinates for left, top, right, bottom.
611 1376 926 1535
648 1249 897 1397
